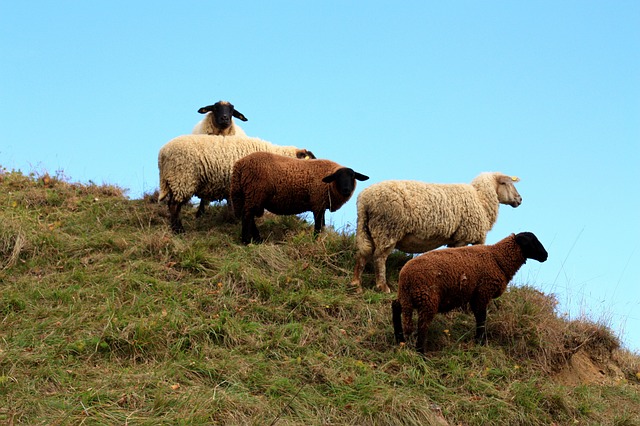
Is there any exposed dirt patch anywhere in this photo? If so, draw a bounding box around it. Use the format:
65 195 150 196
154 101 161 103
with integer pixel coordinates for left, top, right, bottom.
554 349 625 386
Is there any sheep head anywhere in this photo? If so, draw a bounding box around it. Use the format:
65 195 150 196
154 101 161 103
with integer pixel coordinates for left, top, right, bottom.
496 174 522 208
197 100 248 130
515 232 548 262
322 168 369 200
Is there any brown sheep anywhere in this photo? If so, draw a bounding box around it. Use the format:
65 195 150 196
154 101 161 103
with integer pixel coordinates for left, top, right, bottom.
231 151 369 244
392 232 548 354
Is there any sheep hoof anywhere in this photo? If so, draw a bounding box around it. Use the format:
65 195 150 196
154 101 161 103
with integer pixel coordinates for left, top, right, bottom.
475 335 488 346
171 224 185 234
243 238 263 245
376 284 391 294
347 283 363 294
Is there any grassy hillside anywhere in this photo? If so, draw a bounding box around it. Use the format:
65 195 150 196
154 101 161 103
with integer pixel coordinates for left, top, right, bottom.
1 166 639 425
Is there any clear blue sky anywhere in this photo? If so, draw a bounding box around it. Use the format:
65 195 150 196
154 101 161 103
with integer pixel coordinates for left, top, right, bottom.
2 2 639 352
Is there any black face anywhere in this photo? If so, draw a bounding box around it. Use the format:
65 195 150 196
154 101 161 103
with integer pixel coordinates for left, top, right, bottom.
212 102 235 129
322 168 369 197
198 101 248 128
515 232 548 262
334 169 358 197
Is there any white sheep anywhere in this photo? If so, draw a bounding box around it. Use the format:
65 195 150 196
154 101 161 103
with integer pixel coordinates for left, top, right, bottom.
392 232 548 354
350 172 522 294
230 152 369 244
192 100 248 136
157 135 315 233
190 100 248 216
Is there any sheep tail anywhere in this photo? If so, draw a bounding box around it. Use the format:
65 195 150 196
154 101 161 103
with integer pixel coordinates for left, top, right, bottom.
392 300 405 344
355 200 374 258
230 173 244 219
158 176 169 202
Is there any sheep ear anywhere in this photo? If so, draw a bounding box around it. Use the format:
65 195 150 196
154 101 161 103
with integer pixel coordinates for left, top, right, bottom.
295 150 316 160
198 105 215 114
354 172 369 181
498 174 520 184
233 110 248 122
322 172 338 183
503 175 520 183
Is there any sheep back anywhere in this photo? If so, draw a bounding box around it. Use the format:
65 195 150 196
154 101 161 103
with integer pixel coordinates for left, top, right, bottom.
158 135 310 204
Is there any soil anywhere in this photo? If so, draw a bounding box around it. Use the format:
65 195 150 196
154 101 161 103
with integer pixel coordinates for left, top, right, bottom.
554 349 626 386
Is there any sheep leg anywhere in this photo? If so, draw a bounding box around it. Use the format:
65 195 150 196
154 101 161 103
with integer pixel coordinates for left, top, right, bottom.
391 300 405 344
241 212 261 244
349 253 367 293
195 198 209 218
416 308 435 354
471 300 489 344
401 305 414 343
219 202 236 222
250 219 261 243
313 211 326 236
167 195 185 234
240 214 252 244
373 246 394 293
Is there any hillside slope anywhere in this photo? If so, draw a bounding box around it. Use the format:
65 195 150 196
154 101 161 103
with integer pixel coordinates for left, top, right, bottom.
1 167 639 425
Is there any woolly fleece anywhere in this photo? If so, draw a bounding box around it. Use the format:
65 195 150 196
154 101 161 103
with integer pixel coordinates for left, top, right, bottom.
231 151 367 243
393 232 548 353
351 172 522 293
158 135 312 205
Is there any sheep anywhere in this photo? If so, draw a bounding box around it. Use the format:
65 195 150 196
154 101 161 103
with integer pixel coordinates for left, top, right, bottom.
392 232 548 354
350 172 522 294
157 135 315 233
230 151 369 244
191 101 248 215
192 100 248 136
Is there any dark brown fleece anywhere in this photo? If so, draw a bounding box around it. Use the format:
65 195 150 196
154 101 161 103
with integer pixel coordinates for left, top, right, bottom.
230 151 365 243
396 234 526 351
231 152 350 218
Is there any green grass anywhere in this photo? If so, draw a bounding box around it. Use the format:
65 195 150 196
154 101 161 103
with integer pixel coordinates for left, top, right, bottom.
1 166 639 425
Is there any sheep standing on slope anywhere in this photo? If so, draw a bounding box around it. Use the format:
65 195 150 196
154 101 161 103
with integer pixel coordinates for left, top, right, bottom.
392 232 548 354
231 152 369 244
158 135 315 233
192 100 248 136
191 100 249 216
350 172 522 294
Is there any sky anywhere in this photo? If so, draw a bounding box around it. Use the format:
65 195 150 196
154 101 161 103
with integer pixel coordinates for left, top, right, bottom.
1 2 639 352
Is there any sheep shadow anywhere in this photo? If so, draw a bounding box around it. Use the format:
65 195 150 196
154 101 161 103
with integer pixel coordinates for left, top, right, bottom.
397 308 478 353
